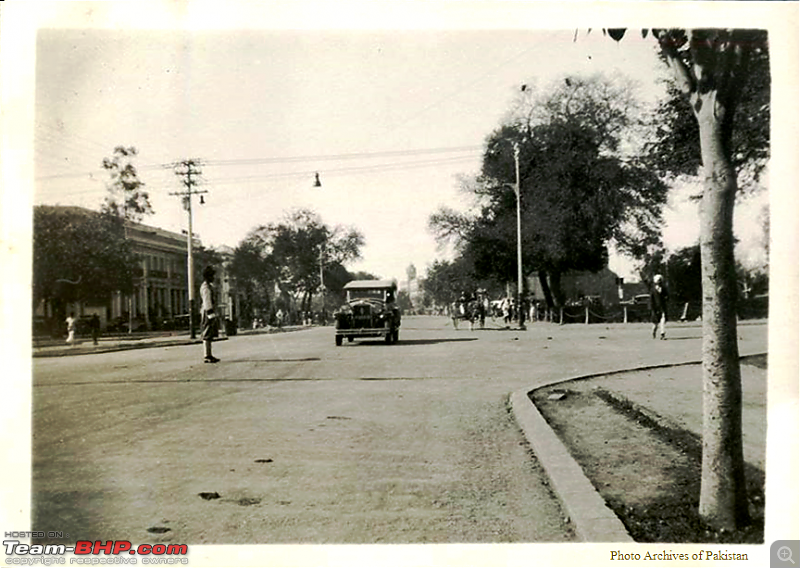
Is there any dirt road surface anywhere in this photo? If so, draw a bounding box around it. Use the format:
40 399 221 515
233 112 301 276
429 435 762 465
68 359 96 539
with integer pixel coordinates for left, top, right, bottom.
31 316 767 547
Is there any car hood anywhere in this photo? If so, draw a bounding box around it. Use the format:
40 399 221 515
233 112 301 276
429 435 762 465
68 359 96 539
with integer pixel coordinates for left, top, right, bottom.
350 298 386 308
336 298 386 313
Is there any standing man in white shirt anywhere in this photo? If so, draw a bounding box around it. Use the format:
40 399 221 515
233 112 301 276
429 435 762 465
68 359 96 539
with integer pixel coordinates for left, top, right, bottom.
65 312 76 344
200 265 220 363
650 274 669 340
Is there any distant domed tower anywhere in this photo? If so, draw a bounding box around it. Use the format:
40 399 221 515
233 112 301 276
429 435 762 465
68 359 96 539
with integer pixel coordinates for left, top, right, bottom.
406 264 417 308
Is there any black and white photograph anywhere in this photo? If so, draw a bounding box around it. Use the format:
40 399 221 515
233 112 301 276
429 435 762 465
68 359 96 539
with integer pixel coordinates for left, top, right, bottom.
1 1 797 567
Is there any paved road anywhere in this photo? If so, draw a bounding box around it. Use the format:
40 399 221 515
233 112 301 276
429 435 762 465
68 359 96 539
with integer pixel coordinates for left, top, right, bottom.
31 316 767 545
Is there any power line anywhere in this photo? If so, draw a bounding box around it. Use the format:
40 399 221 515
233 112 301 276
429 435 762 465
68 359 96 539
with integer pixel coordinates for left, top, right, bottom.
202 154 481 186
203 145 482 167
36 120 114 154
385 46 537 132
35 144 482 182
35 151 481 202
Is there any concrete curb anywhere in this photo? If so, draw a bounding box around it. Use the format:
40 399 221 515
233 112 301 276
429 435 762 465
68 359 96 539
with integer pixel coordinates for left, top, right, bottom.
32 337 224 358
509 352 766 543
32 326 315 358
509 389 634 543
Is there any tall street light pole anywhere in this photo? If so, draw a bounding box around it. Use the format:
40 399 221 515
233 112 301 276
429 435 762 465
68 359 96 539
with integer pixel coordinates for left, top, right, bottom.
319 245 325 322
513 143 526 330
314 173 325 323
169 159 207 339
121 203 133 335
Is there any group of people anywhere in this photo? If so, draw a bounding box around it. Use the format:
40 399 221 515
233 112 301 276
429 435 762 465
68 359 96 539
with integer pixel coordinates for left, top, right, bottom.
65 312 100 346
64 265 223 363
251 308 283 330
497 297 519 325
455 273 670 339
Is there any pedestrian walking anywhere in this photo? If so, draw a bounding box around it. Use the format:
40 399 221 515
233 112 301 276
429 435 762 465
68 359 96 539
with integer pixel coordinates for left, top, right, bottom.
650 274 669 340
89 314 100 345
65 312 76 344
200 265 220 363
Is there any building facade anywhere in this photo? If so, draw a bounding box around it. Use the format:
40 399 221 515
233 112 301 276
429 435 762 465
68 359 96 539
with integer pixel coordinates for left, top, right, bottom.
109 222 199 329
34 206 215 332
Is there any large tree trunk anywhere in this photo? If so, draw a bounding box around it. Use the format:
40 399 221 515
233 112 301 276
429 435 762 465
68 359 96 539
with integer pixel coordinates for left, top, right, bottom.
538 272 554 308
695 94 749 530
651 28 757 532
549 270 565 307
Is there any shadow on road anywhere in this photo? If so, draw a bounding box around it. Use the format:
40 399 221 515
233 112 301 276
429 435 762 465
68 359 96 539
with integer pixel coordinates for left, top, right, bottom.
347 337 479 346
225 357 322 363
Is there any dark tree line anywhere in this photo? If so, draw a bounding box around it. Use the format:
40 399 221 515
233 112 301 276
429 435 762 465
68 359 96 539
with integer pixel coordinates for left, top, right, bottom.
430 74 668 308
227 208 367 325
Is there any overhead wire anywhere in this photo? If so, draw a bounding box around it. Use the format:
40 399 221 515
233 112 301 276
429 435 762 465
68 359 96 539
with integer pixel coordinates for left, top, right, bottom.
35 145 482 195
202 154 481 186
384 45 536 132
35 41 534 206
203 145 482 167
36 119 114 154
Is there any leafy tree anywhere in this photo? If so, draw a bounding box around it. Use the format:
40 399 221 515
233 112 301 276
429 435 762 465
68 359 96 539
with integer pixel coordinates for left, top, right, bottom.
605 27 769 531
235 208 365 318
431 74 667 307
666 244 702 307
101 146 153 222
421 258 476 308
643 44 769 194
396 290 414 313
33 206 136 332
348 270 381 281
228 238 278 325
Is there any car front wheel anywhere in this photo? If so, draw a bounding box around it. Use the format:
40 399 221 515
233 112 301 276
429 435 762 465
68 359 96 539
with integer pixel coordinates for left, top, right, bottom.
335 335 343 346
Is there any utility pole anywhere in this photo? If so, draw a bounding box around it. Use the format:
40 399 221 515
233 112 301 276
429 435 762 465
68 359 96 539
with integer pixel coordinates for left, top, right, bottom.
513 143 526 330
319 245 325 321
122 205 133 335
169 159 207 339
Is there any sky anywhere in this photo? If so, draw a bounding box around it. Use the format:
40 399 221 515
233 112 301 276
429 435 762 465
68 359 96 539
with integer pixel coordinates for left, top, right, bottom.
23 3 768 284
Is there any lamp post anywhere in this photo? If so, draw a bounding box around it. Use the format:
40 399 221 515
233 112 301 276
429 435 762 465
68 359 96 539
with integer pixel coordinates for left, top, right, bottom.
122 207 133 335
315 174 325 323
169 160 207 339
319 245 326 323
513 142 526 330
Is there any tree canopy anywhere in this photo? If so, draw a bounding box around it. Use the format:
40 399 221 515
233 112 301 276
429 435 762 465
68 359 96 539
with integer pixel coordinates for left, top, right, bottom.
430 74 668 306
101 146 153 222
420 258 476 307
33 206 136 309
642 30 770 193
229 208 365 318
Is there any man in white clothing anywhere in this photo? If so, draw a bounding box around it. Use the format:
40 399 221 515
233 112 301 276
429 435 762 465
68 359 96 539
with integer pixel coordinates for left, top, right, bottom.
200 265 220 363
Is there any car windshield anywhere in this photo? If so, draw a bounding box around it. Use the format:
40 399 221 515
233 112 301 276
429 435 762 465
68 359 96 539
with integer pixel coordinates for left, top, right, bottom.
348 289 386 301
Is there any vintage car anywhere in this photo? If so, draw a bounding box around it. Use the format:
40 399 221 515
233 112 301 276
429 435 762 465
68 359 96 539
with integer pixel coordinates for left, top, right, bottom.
334 279 401 345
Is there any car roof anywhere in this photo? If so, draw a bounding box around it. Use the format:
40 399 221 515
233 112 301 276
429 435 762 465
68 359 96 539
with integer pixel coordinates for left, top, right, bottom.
343 279 397 290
